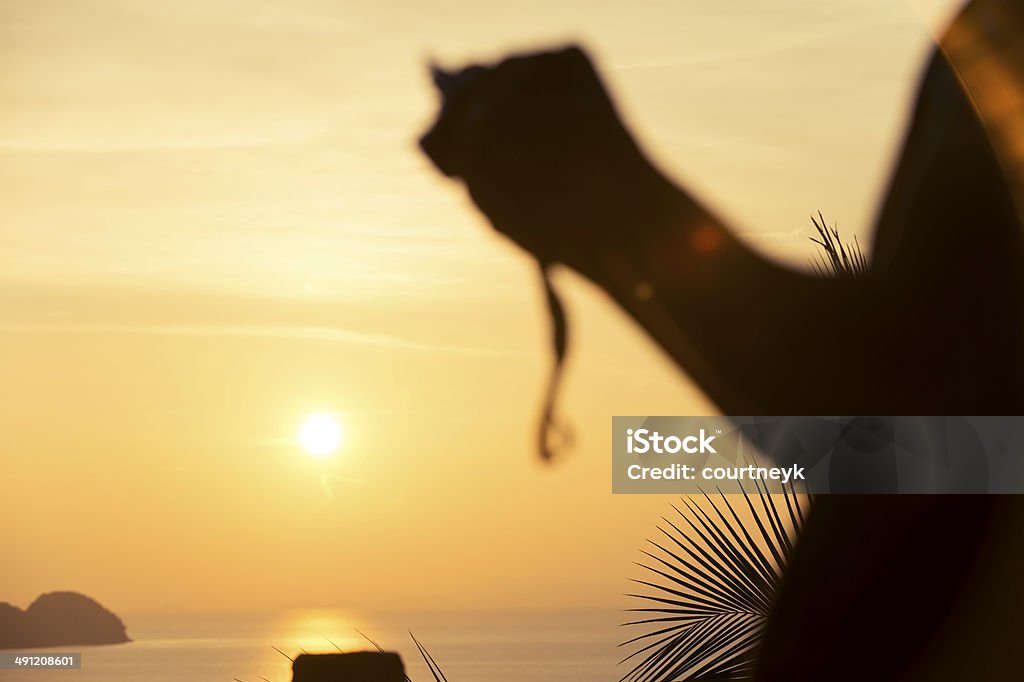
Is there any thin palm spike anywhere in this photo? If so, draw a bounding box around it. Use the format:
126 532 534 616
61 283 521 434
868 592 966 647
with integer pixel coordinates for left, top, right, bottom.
698 490 779 584
677 504 773 613
659 520 765 610
410 632 449 682
696 494 779 593
755 487 794 558
633 555 756 613
664 508 765 601
682 497 766 586
631 566 751 614
735 490 788 573
653 521 760 610
751 483 793 556
649 526 764 611
689 494 778 591
641 537 749 608
778 482 806 541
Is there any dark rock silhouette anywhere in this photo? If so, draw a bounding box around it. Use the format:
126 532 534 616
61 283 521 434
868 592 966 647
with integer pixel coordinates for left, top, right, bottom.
0 592 130 649
292 652 405 682
420 0 1024 679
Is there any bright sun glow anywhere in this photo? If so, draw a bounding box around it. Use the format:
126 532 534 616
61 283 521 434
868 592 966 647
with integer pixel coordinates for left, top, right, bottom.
298 413 344 458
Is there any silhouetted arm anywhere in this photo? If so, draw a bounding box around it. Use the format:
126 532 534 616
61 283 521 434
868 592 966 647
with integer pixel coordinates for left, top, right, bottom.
562 167 865 414
421 41 1023 416
422 46 874 415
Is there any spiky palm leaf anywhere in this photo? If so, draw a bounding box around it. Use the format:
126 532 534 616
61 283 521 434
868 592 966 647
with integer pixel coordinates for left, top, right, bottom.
620 483 810 681
410 632 449 682
808 212 868 277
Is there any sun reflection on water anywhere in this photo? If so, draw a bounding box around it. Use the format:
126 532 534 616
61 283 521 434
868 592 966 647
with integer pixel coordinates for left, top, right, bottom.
270 609 366 656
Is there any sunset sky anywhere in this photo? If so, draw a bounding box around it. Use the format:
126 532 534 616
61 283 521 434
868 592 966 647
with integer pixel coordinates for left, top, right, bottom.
1 0 959 615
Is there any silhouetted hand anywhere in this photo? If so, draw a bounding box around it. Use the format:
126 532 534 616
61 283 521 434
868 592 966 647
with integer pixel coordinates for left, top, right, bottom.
419 45 665 274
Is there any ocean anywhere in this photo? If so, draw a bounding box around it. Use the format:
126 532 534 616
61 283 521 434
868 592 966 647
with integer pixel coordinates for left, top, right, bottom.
4 609 624 682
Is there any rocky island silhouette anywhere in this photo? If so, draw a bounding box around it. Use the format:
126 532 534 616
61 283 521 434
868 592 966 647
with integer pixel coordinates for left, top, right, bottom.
0 592 129 650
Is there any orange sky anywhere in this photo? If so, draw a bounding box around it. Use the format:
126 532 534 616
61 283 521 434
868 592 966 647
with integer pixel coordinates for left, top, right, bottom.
1 0 959 614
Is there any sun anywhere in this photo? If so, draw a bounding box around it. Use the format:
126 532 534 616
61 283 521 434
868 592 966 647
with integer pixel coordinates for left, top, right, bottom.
298 413 344 458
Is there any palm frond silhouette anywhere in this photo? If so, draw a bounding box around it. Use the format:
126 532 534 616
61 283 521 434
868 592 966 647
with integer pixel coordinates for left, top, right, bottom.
410 632 449 682
808 212 868 278
620 484 810 682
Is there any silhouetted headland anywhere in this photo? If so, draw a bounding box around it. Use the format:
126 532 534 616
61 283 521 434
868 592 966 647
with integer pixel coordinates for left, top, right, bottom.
0 592 129 649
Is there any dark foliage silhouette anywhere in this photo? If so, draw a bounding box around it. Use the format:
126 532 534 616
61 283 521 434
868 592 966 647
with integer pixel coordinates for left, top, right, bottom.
622 486 809 682
410 632 449 682
807 213 867 278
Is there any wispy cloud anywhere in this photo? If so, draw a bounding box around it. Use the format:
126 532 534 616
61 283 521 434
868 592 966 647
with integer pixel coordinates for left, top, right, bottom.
740 226 810 244
0 321 517 357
